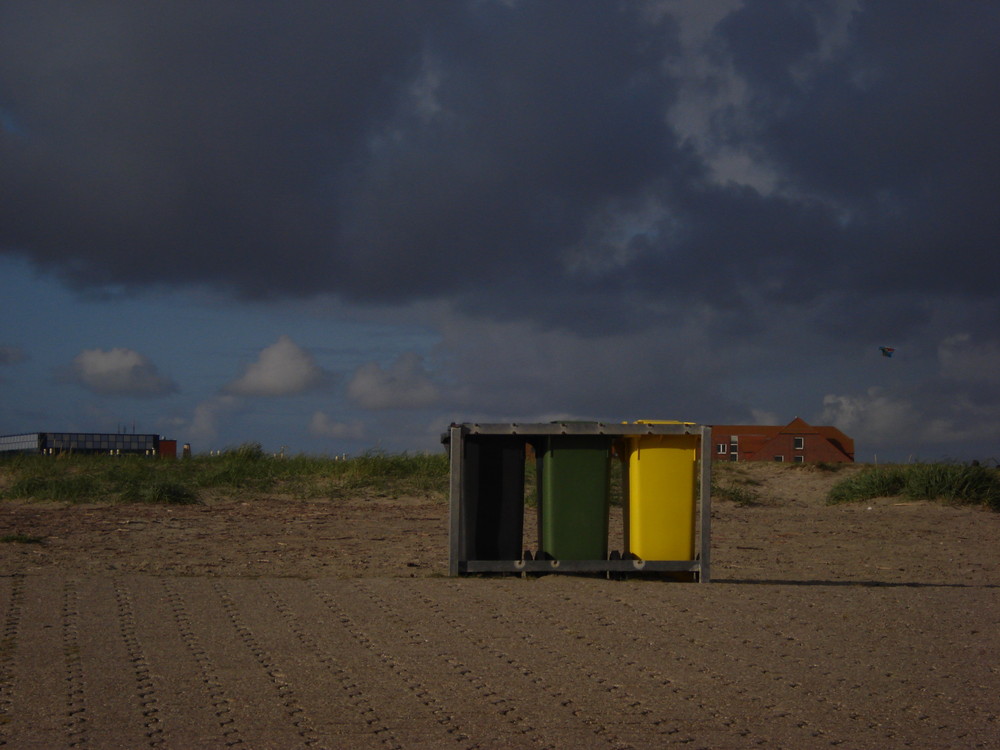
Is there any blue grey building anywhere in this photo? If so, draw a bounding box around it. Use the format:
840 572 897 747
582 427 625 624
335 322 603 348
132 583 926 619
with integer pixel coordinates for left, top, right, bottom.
0 432 170 456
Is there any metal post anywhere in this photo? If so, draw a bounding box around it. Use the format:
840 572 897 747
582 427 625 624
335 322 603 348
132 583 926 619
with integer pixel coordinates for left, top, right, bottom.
447 424 464 576
699 425 712 582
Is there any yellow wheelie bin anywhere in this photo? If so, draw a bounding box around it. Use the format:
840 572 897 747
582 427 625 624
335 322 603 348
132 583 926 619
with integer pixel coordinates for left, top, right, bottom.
620 420 699 561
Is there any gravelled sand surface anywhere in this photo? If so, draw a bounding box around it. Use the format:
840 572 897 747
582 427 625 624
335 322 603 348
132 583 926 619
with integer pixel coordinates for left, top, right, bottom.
1 463 998 748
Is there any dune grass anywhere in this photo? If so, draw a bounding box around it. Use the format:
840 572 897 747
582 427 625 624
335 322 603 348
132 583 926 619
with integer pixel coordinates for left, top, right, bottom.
711 481 764 507
0 443 450 505
708 463 766 506
0 533 45 544
5 448 997 513
827 462 1000 511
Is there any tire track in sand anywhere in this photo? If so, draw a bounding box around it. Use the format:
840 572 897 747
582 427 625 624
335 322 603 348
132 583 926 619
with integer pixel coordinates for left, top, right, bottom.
62 579 88 747
345 579 629 750
159 577 247 747
112 578 166 747
306 577 543 749
259 579 419 749
0 575 24 748
209 579 323 747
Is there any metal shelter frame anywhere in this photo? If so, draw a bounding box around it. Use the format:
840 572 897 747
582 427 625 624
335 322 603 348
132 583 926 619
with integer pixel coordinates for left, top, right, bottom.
446 422 712 581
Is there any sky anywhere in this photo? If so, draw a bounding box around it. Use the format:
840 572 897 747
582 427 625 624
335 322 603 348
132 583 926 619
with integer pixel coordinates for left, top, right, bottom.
2 1 999 462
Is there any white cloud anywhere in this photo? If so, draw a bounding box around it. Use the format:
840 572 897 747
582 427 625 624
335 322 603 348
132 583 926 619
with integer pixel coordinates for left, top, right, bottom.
0 345 26 365
308 412 366 440
430 307 733 420
68 347 177 396
347 352 440 410
820 388 918 443
749 408 781 425
224 335 328 396
819 386 1000 451
661 0 859 197
188 395 242 445
661 0 780 193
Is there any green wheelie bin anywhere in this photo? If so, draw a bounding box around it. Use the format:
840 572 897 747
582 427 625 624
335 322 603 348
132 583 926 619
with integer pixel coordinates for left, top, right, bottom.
536 429 612 560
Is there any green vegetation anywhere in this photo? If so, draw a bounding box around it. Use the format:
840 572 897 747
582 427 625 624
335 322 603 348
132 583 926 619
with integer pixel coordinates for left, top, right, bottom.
712 481 764 507
0 534 45 544
6 448 996 514
791 461 845 473
710 465 765 506
827 463 1000 510
0 444 450 505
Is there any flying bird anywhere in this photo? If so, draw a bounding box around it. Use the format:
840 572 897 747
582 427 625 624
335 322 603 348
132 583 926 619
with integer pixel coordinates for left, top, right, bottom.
879 346 895 358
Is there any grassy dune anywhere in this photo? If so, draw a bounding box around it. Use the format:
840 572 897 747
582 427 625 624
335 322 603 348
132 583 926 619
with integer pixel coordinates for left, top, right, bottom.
2 446 997 512
826 462 1000 510
0 443 449 504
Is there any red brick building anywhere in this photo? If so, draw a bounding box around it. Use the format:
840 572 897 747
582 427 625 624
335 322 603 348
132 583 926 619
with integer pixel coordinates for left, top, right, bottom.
710 417 854 463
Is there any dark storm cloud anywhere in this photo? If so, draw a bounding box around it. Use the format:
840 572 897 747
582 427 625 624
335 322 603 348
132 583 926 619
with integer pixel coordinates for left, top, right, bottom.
327 1 684 307
718 2 1000 299
0 1 440 288
0 1 677 308
2 1 998 335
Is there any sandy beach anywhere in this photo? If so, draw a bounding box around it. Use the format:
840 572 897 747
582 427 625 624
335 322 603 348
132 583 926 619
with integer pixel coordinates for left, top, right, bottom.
1 462 997 748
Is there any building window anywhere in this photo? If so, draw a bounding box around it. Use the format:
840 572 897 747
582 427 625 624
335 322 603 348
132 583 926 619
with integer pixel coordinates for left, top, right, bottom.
794 437 804 450
729 453 738 462
716 443 727 454
774 455 784 462
793 455 804 463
